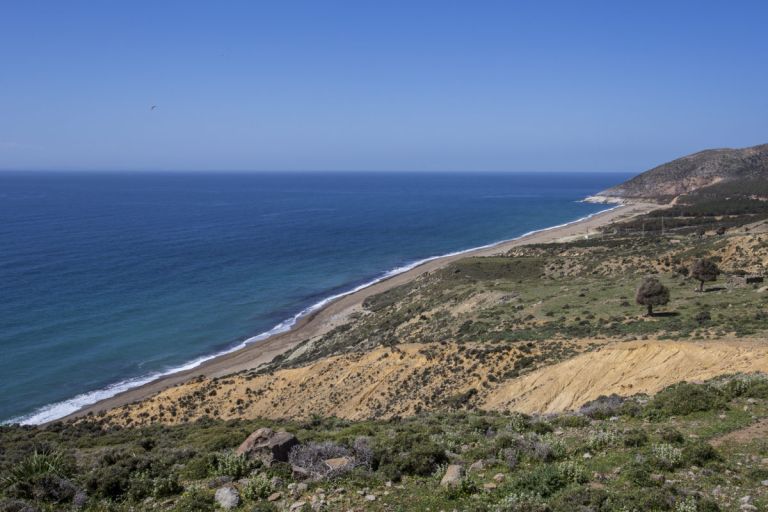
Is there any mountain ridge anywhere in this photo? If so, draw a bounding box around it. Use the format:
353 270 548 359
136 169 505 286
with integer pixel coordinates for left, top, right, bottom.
590 142 768 202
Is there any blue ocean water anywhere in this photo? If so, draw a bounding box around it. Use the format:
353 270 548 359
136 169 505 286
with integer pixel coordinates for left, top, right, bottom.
0 171 628 424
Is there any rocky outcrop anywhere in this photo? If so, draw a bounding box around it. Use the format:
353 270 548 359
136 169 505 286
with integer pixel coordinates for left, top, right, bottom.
235 427 299 465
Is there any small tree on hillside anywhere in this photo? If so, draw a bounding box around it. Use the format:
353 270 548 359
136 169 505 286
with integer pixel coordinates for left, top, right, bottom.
636 277 670 316
690 258 720 292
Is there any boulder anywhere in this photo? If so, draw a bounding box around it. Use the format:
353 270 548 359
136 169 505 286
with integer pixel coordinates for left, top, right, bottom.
214 486 240 510
236 427 299 465
440 464 464 487
324 456 354 472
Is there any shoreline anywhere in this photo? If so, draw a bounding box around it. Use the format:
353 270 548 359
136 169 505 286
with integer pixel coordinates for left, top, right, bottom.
45 200 656 425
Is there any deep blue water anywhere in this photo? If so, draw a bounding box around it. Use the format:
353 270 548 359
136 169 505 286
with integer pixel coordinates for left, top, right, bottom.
0 171 628 423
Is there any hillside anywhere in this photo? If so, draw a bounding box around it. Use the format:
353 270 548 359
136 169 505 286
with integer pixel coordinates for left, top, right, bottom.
5 169 768 511
592 143 768 202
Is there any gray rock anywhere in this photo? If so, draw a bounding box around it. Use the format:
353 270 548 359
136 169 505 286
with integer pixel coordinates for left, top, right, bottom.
440 464 464 487
214 486 240 510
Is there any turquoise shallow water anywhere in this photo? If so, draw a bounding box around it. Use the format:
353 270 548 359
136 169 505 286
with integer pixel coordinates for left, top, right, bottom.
0 171 628 423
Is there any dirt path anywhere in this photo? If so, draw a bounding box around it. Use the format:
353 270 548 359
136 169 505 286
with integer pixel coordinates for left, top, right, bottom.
711 418 768 447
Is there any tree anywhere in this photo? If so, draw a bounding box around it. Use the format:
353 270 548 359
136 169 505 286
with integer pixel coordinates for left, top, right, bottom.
690 258 720 292
636 277 670 316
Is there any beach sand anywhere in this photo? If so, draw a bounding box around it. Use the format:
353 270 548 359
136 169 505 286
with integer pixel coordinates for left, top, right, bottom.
60 201 657 423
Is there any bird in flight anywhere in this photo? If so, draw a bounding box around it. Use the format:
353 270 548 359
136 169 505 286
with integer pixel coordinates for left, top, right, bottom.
150 105 157 111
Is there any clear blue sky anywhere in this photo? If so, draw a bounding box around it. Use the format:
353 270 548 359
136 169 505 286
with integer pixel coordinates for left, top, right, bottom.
1 1 766 172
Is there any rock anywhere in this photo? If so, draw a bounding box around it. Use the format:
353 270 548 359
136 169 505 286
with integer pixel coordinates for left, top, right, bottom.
207 475 234 488
365 494 376 501
236 427 299 465
292 465 311 480
324 456 354 471
214 486 240 510
271 476 284 488
440 464 464 487
762 480 768 487
268 492 282 501
289 501 307 511
493 473 505 483
469 460 486 472
741 506 757 512
583 452 593 459
482 483 497 491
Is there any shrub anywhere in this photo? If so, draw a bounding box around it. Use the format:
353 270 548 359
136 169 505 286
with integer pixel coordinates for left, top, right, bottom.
552 415 590 429
511 464 566 497
374 432 448 479
85 465 131 500
623 459 659 487
579 394 624 419
1 450 72 493
211 451 258 479
694 310 711 325
352 436 374 469
551 487 609 511
659 427 685 445
530 420 553 435
497 433 559 463
181 453 216 480
722 373 768 399
494 491 548 512
646 382 726 417
682 441 721 467
587 429 620 451
651 443 683 470
153 473 184 498
288 441 352 479
557 460 588 484
622 428 649 447
172 487 215 512
442 478 479 500
242 474 272 500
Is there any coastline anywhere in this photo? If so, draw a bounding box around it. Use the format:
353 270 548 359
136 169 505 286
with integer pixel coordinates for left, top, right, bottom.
48 200 657 425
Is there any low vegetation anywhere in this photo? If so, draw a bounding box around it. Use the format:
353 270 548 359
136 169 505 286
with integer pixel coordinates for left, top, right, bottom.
2 376 768 511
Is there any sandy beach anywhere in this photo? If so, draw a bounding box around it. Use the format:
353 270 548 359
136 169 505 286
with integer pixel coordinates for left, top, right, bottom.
60 201 657 423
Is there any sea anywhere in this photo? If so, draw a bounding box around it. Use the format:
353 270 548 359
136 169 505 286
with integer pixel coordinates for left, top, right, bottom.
0 171 630 424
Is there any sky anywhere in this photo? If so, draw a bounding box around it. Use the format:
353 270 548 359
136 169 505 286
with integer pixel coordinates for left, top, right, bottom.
1 1 767 172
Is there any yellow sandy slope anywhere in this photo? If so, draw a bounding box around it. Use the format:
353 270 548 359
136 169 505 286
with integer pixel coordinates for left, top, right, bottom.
101 339 768 426
484 339 768 413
